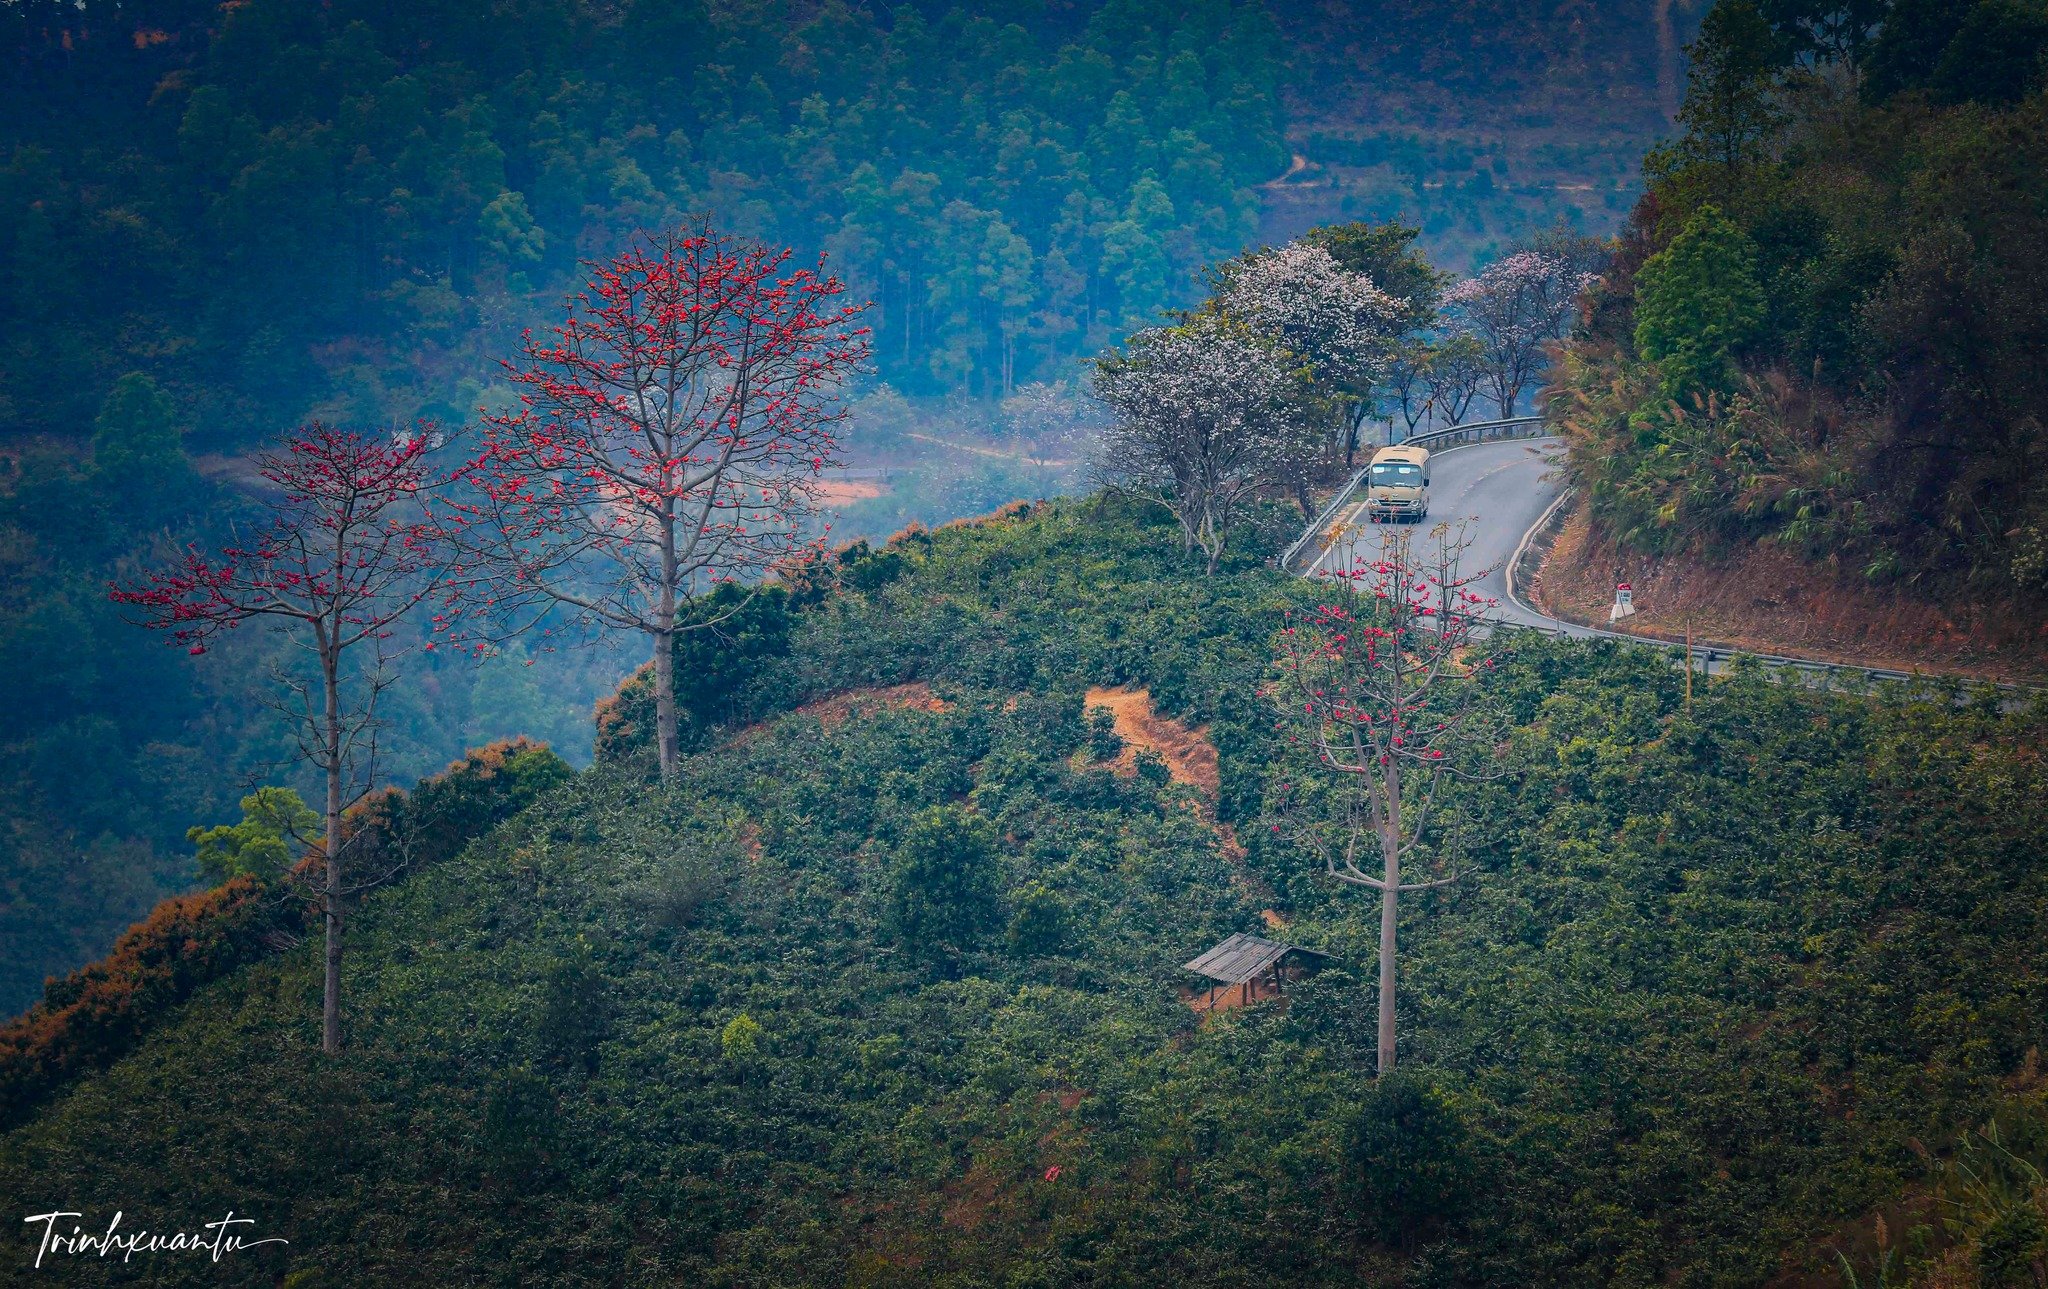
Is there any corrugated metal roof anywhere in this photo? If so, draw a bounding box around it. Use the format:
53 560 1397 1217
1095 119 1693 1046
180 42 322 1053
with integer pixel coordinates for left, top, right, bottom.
1182 933 1333 985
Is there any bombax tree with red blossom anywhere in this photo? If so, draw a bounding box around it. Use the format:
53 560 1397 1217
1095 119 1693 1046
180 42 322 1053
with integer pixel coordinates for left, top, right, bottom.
111 423 460 1054
1270 521 1511 1075
457 221 871 778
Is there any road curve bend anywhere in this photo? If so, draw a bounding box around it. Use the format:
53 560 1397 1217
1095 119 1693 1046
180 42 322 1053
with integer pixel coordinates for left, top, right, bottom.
1303 436 1577 632
1298 436 2041 694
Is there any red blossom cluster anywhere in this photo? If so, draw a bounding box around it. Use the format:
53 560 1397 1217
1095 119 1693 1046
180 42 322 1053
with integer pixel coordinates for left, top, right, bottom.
110 422 457 654
1268 525 1507 885
1268 525 1512 1073
455 226 872 624
448 222 872 777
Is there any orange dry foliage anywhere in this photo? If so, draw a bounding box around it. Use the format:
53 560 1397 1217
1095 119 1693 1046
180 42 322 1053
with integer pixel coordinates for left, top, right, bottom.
592 661 658 760
0 876 281 1127
934 500 1036 532
0 738 567 1127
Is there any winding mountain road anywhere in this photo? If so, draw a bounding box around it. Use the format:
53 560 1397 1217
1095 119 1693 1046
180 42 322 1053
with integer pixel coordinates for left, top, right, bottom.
1304 435 1578 631
1299 435 2033 692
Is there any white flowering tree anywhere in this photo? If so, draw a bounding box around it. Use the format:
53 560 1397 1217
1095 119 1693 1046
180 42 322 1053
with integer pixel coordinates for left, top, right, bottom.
1213 241 1404 467
1091 314 1313 574
1442 252 1596 417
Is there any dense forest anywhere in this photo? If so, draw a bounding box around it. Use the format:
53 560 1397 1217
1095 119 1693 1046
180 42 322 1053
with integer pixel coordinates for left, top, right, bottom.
8 4 2048 1282
3 498 2043 1286
0 0 1292 1015
4 0 1286 440
1554 0 2048 601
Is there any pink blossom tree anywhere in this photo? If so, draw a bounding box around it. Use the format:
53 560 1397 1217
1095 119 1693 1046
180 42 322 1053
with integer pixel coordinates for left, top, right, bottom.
1442 252 1596 417
111 424 460 1053
1271 522 1510 1074
457 222 871 778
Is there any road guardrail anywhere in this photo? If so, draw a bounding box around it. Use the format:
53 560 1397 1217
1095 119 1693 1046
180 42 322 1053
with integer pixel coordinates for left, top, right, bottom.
1283 426 2041 703
1278 416 1549 573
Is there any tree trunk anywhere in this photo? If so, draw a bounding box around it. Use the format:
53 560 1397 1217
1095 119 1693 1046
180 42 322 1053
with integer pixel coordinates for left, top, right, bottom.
1377 839 1399 1075
653 626 677 779
655 501 680 779
1377 757 1401 1075
321 646 343 1056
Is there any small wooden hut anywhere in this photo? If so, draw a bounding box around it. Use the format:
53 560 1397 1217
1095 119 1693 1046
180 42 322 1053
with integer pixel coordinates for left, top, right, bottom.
1183 933 1334 1013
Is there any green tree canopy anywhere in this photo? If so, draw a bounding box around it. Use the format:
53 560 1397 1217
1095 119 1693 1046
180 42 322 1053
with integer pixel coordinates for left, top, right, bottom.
1633 204 1766 400
1005 882 1070 957
187 786 319 885
90 373 187 484
1297 220 1449 330
886 805 1001 954
1675 0 1789 196
1930 0 2048 105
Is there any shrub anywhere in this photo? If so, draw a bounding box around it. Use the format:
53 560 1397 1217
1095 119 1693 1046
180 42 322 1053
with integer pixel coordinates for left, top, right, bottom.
0 738 573 1125
1006 883 1071 957
0 877 283 1129
1087 705 1124 759
539 944 611 1073
1342 1072 1475 1249
886 805 1002 955
188 786 320 884
1633 204 1764 400
721 1013 764 1063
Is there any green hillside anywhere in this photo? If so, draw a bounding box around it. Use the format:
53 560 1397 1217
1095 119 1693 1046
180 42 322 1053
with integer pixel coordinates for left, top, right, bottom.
1 0 1689 1014
1555 0 2048 602
6 500 2045 1286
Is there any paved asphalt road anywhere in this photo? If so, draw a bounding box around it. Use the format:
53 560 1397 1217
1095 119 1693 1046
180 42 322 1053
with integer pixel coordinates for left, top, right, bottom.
1299 436 2036 695
1303 435 1577 631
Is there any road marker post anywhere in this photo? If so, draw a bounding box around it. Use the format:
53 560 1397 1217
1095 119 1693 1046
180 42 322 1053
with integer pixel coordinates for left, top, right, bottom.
1609 582 1637 622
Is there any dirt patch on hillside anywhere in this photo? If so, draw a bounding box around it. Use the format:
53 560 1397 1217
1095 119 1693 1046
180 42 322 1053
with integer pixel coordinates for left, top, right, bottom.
726 683 951 749
1081 687 1277 920
796 683 951 731
1082 686 1221 798
1532 501 2048 684
816 478 886 505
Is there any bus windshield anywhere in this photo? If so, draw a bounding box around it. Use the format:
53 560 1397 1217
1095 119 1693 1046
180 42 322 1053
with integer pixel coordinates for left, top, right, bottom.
1371 461 1423 487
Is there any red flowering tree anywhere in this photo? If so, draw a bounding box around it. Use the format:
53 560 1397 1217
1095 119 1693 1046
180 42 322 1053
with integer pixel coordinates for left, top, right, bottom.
458 222 871 777
111 424 458 1054
1271 522 1510 1075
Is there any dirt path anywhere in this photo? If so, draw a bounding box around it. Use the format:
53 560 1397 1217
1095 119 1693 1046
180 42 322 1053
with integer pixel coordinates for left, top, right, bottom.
1083 686 1278 913
1082 686 1221 796
902 431 1072 467
1262 151 1314 188
815 478 887 505
1653 0 1682 120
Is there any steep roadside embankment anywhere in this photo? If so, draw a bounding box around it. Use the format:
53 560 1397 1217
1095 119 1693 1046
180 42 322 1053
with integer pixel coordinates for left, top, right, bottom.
1531 500 2048 684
